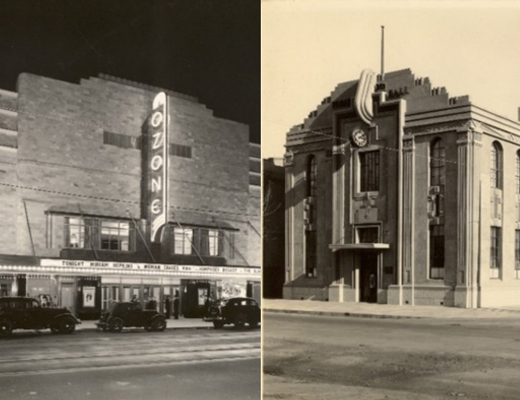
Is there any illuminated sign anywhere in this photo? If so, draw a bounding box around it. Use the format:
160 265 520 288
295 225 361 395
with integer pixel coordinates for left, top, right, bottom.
148 92 169 242
38 259 261 277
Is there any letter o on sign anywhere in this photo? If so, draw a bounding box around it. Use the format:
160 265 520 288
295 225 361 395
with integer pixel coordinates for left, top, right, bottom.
151 155 163 171
151 111 163 128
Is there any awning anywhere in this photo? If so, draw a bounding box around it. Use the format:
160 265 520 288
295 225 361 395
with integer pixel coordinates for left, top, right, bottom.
329 243 390 252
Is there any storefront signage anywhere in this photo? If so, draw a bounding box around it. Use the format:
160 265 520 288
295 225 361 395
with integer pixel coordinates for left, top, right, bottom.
148 92 169 243
39 259 260 277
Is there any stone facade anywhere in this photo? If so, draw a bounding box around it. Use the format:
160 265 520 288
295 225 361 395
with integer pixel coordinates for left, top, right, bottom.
284 68 520 308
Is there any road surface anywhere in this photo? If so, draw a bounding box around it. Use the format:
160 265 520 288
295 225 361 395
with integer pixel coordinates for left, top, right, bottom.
0 326 260 400
263 312 520 400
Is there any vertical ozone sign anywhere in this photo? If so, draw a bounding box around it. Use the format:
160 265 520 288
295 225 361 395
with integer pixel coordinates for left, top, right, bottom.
148 92 169 243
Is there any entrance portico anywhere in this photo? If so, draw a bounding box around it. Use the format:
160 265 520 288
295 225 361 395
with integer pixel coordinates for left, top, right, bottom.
329 243 389 304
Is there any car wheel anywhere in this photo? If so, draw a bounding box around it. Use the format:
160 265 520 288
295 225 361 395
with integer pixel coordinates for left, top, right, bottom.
59 317 76 334
248 319 259 329
0 320 13 337
151 317 166 332
109 317 124 333
213 321 224 329
234 314 246 329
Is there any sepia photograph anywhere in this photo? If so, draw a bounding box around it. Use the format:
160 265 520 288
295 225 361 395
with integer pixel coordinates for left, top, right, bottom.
262 1 520 399
0 1 260 399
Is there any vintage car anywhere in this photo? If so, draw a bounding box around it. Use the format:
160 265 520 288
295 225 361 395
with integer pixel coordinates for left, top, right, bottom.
0 296 80 337
96 301 167 332
203 297 260 329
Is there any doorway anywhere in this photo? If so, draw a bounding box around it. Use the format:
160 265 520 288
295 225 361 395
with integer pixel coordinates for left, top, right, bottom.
61 283 74 313
359 252 378 303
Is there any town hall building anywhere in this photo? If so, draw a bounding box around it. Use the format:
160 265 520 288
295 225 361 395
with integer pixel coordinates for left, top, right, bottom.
283 68 520 308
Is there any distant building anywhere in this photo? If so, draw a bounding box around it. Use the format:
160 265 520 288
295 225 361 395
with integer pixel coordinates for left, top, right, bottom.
262 158 285 298
283 68 520 308
0 73 260 319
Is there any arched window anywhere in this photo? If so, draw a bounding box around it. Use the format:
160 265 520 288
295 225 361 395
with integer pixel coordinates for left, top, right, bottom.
430 138 445 186
491 142 503 189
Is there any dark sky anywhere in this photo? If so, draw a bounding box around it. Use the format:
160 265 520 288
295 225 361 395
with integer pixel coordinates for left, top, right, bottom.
0 0 260 143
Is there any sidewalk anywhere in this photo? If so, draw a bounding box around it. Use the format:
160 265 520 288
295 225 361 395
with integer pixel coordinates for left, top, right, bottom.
77 317 211 331
262 298 520 320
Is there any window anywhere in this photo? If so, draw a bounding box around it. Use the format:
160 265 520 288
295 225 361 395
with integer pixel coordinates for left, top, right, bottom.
358 227 379 243
172 226 231 258
173 227 193 255
429 225 445 279
305 155 317 278
169 144 192 159
64 216 136 251
491 142 503 189
430 139 445 186
305 231 317 278
359 151 379 192
490 227 501 273
516 152 520 194
101 220 131 251
208 230 220 256
307 156 317 198
516 230 520 270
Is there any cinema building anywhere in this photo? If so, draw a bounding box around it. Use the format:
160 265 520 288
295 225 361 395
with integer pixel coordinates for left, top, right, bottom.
0 73 260 319
283 68 520 308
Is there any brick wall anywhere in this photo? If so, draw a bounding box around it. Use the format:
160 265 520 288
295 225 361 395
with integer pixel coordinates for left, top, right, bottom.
7 73 257 266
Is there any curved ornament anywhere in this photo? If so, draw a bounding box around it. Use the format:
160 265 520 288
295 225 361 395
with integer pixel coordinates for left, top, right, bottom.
354 69 377 126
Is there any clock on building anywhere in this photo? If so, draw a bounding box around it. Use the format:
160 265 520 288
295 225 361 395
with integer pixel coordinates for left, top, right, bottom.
351 128 368 147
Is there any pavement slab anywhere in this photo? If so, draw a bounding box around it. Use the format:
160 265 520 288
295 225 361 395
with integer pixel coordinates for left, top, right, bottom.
262 299 520 320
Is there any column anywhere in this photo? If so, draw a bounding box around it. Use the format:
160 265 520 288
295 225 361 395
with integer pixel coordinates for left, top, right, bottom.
455 123 482 308
402 138 415 304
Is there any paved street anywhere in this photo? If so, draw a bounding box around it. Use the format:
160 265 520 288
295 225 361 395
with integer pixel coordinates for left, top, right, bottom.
0 327 260 400
264 312 520 400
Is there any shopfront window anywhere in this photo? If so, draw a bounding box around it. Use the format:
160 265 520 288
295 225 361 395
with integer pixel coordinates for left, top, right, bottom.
64 216 135 251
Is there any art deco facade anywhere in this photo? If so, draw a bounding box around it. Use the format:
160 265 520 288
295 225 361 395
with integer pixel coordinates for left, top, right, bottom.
283 68 520 308
0 73 260 319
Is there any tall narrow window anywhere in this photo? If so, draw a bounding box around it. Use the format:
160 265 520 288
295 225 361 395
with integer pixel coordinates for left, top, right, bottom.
429 225 445 279
359 151 380 192
491 142 503 189
516 230 520 270
430 139 445 186
490 227 501 277
305 155 317 278
516 152 520 194
307 156 317 198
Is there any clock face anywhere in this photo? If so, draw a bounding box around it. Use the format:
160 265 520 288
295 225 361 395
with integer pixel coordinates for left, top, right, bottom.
352 129 368 147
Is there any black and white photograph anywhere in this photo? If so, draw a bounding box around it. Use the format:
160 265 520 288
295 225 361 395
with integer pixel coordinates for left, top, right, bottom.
0 1 260 399
262 1 520 399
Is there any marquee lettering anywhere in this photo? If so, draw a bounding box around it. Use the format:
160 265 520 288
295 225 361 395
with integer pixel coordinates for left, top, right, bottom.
152 131 164 149
151 199 162 214
151 177 162 193
148 92 169 243
151 155 163 171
